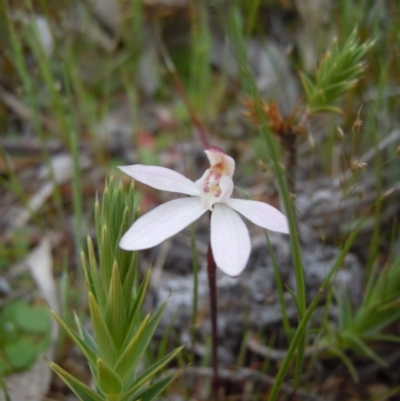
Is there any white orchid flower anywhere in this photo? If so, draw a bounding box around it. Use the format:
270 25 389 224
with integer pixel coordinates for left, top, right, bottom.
119 147 289 277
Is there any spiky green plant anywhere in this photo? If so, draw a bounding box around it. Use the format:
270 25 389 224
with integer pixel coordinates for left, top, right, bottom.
320 254 400 381
300 30 375 115
50 178 182 401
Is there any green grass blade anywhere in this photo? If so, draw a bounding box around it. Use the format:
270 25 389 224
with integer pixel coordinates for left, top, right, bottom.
128 373 179 401
189 0 211 114
105 262 128 349
50 362 104 401
329 347 359 382
62 65 84 268
51 311 97 368
122 269 151 348
343 332 387 367
268 221 362 400
88 292 118 366
114 302 167 380
124 346 184 397
265 232 292 340
97 359 123 396
227 4 307 387
74 312 98 354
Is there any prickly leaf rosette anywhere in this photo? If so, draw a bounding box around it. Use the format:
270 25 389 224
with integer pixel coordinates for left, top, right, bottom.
119 148 289 276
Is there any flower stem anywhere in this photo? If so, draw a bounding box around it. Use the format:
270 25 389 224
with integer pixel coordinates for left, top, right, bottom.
156 26 211 149
189 224 199 363
207 242 219 398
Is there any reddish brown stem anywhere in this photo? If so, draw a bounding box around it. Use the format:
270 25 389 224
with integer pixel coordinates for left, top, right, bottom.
157 33 211 149
170 69 211 149
207 242 219 399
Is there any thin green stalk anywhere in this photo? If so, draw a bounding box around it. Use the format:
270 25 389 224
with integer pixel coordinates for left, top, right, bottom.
265 232 291 340
245 0 262 36
130 0 143 56
62 66 83 269
267 222 362 401
260 334 276 379
227 4 306 387
5 3 65 227
126 0 143 111
189 223 200 363
189 0 211 114
26 0 69 141
365 81 384 280
228 4 306 313
123 71 140 157
268 292 323 401
65 47 104 164
236 328 250 368
0 147 45 230
362 74 385 307
156 23 212 148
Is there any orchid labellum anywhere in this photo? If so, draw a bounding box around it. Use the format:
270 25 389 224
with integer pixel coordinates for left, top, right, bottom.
119 147 289 277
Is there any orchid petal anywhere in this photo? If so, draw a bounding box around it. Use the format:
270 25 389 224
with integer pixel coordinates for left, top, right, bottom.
120 197 205 250
118 165 199 196
225 198 289 234
194 169 209 190
204 148 235 177
211 203 251 277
